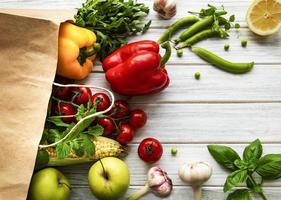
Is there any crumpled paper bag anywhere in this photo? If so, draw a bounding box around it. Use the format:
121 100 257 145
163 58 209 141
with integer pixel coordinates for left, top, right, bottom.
0 12 59 200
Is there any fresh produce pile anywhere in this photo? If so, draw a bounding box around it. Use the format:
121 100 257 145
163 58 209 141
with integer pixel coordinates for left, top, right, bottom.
27 0 281 200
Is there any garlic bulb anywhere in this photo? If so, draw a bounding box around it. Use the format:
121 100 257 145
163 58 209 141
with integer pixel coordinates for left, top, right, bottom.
153 0 177 20
178 161 212 200
127 166 173 200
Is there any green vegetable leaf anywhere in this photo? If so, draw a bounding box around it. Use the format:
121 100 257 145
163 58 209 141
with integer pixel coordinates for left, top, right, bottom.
87 124 104 136
229 15 235 22
47 117 71 127
243 139 262 163
256 154 281 180
76 104 86 121
208 145 241 171
226 189 252 200
46 129 61 144
224 169 248 192
56 142 71 160
81 135 95 156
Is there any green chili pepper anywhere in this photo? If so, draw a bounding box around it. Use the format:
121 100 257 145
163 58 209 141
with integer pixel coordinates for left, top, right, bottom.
174 16 214 44
158 16 200 44
191 46 254 74
177 29 228 49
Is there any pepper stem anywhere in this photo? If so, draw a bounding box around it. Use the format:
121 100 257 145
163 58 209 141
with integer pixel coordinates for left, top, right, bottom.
127 183 150 200
192 186 202 200
160 41 172 67
78 43 100 65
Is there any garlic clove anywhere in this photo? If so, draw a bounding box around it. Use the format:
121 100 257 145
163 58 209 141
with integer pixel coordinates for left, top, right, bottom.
153 0 177 20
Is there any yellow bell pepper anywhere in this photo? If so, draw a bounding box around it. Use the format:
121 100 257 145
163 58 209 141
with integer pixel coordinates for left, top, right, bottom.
57 21 100 80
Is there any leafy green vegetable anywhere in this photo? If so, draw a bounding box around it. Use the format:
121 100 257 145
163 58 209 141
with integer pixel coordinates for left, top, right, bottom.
208 139 281 200
226 189 252 200
207 144 241 171
75 0 151 60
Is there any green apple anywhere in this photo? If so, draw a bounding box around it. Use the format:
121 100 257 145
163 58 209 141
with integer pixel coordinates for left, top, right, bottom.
88 157 130 200
28 168 71 200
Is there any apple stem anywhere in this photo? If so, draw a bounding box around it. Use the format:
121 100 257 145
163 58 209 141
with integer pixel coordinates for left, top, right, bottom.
127 183 150 200
99 159 108 180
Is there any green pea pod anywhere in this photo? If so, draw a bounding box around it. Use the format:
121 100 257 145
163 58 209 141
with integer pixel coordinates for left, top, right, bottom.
177 29 228 49
175 16 214 44
191 47 254 74
158 16 200 44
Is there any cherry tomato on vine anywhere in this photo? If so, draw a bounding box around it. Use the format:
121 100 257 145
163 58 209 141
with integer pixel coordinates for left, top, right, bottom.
129 109 147 129
116 123 134 145
96 117 116 136
138 138 163 163
72 87 92 106
92 93 111 112
57 103 76 123
110 100 130 118
53 86 71 100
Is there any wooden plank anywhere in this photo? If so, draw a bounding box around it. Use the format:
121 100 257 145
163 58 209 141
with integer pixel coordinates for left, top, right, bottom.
84 64 281 102
70 186 281 200
59 144 281 187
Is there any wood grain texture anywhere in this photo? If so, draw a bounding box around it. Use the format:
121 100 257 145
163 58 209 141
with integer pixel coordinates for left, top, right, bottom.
1 0 281 199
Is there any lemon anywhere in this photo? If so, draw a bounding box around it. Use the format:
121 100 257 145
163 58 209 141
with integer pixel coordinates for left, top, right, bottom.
246 0 281 36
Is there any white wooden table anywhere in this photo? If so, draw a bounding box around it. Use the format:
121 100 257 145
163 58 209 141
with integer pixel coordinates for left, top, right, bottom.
1 0 281 199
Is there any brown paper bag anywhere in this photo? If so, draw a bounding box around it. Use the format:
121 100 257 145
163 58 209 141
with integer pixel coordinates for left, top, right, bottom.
0 13 58 200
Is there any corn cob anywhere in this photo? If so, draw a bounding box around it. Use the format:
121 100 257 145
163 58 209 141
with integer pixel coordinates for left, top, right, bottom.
46 136 128 166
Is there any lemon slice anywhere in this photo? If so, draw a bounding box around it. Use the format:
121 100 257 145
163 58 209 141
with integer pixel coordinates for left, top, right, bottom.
246 0 281 36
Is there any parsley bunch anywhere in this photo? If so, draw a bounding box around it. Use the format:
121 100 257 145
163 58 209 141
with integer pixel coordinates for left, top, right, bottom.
208 139 281 200
75 0 151 60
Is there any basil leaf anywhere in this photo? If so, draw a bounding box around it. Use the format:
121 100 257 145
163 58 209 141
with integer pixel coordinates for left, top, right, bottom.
256 154 281 180
224 169 248 192
208 145 241 171
243 139 262 163
226 189 252 200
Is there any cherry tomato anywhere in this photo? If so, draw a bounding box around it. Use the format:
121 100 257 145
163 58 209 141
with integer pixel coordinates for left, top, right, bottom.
110 100 130 118
138 138 163 163
72 87 92 106
116 123 134 145
129 109 147 129
57 103 76 123
53 86 71 100
92 93 111 112
96 117 116 136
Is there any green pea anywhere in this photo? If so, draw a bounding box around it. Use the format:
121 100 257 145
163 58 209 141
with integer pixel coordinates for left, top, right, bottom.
241 38 248 47
224 43 230 51
158 16 200 44
171 147 177 155
175 16 214 44
191 46 254 74
177 29 228 49
194 72 201 80
177 49 183 57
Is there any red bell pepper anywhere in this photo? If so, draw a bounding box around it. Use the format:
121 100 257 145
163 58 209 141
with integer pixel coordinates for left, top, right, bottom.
102 40 171 96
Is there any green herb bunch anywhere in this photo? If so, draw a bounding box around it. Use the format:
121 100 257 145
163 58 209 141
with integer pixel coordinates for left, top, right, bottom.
189 4 240 35
208 139 281 200
75 0 151 60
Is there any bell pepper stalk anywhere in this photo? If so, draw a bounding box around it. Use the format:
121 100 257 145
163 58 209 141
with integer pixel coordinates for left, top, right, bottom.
57 21 100 80
102 40 172 96
127 166 173 200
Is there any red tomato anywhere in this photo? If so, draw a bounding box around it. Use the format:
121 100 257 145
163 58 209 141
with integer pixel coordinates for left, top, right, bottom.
110 100 130 118
129 109 147 129
57 103 76 123
92 93 111 112
53 86 71 100
138 138 163 163
116 123 134 145
72 87 92 106
96 117 116 136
